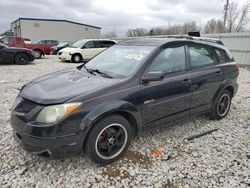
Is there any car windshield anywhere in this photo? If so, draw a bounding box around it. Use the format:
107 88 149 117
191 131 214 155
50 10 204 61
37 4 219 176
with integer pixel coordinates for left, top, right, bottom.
71 39 87 48
83 45 156 79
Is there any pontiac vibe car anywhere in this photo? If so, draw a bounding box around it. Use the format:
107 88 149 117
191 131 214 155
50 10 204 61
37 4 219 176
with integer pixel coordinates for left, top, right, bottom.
11 37 239 164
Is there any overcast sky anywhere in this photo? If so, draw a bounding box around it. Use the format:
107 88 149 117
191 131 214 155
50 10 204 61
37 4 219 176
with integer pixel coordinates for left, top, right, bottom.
0 0 247 36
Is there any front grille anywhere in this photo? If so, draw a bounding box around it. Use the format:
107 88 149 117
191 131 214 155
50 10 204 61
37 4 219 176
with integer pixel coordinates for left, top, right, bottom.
58 52 62 55
15 98 38 114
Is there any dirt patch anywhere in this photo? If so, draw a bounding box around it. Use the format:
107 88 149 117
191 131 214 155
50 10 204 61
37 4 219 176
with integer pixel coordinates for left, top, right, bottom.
102 150 151 179
162 182 180 188
122 150 151 165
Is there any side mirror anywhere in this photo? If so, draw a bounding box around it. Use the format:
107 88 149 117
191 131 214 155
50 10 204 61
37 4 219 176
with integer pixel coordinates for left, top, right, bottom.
141 71 164 83
81 45 86 49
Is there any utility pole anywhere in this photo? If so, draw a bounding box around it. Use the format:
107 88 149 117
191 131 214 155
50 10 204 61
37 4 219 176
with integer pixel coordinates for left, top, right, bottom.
223 0 229 31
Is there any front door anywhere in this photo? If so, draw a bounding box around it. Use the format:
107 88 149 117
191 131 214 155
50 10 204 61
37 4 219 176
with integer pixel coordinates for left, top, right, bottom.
140 45 192 129
81 41 96 60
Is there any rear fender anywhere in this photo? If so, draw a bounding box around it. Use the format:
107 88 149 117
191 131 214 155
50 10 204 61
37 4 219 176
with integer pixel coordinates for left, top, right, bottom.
212 79 235 105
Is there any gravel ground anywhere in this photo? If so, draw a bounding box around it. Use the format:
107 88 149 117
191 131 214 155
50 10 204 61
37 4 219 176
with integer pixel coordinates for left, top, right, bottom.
0 56 249 188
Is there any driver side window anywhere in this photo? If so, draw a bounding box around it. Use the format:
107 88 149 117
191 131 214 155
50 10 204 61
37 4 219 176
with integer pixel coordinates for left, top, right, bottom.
148 46 186 74
0 37 13 44
83 41 95 48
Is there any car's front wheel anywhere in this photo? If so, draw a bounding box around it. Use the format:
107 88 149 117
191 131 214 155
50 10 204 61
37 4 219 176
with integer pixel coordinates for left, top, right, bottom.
72 54 82 63
208 89 232 120
85 115 132 164
15 53 29 65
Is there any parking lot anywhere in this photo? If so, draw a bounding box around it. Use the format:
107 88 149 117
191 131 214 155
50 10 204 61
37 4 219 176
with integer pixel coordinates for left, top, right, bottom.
0 56 249 187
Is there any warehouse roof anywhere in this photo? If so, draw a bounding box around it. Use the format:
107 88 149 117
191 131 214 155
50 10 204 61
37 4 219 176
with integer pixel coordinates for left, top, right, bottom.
11 17 101 29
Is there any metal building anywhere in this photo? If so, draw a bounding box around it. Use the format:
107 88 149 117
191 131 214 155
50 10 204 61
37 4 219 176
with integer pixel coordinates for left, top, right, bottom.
11 18 101 43
204 32 250 65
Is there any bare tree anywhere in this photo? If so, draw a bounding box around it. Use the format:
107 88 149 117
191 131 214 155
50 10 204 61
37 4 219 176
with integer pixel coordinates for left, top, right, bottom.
181 21 199 34
126 21 199 37
203 19 224 33
226 2 249 32
126 28 148 37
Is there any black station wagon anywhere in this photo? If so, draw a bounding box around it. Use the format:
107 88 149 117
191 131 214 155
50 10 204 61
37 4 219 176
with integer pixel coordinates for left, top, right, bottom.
11 37 239 164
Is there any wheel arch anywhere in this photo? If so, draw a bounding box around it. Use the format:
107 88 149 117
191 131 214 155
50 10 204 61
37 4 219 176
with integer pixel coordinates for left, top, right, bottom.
80 100 142 147
212 81 235 105
33 48 44 55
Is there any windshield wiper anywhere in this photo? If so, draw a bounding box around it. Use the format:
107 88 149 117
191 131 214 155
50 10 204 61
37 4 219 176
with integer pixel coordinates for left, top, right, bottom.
82 65 94 75
89 69 113 78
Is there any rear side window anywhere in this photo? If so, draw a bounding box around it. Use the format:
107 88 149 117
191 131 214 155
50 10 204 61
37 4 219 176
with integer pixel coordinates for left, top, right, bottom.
148 46 186 74
188 44 215 68
95 41 115 48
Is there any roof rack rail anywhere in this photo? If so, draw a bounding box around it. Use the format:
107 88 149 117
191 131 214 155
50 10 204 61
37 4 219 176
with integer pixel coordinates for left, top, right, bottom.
186 36 224 45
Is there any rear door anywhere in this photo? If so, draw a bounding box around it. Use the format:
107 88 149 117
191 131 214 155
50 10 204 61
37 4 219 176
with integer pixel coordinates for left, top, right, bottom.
140 44 192 129
188 43 223 115
92 40 110 56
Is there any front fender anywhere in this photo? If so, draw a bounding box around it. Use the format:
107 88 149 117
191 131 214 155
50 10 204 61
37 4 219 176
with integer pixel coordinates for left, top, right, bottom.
80 100 142 141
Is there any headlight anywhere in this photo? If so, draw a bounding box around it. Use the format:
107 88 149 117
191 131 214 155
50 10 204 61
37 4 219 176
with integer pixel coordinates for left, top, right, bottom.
36 103 81 124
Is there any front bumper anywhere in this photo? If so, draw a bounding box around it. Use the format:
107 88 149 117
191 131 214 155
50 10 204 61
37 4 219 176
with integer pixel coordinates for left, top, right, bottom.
58 53 72 61
12 129 83 158
28 54 35 62
10 98 86 159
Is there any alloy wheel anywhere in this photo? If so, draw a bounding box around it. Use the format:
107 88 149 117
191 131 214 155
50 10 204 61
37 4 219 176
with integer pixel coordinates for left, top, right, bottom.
217 94 231 117
95 123 128 160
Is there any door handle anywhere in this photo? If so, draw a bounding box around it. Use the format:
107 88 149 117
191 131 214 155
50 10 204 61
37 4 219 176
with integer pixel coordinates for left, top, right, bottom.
182 78 192 84
216 71 222 76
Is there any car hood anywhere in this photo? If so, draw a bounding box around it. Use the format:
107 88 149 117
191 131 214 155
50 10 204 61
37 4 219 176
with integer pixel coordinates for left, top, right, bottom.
8 47 33 52
59 47 78 52
21 68 120 105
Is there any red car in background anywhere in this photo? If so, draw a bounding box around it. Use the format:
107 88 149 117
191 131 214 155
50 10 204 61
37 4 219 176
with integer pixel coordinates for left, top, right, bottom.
0 36 51 59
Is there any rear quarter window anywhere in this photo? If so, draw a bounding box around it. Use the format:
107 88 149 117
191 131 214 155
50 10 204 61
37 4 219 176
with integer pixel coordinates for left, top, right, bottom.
214 48 233 63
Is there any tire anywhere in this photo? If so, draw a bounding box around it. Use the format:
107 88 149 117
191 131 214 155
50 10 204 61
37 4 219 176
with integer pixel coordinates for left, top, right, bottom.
14 53 29 65
85 115 132 164
72 54 82 63
34 50 42 59
208 89 232 120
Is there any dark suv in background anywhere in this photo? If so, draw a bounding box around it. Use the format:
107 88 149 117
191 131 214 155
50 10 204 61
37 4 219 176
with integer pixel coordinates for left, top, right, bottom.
11 37 239 164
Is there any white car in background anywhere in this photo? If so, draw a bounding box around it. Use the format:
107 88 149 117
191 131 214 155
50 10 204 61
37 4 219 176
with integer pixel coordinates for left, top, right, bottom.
57 39 116 63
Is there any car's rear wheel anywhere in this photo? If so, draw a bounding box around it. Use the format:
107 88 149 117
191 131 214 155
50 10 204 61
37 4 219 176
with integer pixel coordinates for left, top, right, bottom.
208 89 232 120
15 53 29 65
34 50 42 59
72 54 82 63
85 115 132 164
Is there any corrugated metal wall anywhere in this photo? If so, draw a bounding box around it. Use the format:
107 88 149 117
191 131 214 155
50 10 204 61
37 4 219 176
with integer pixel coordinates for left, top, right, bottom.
203 32 250 65
115 32 250 65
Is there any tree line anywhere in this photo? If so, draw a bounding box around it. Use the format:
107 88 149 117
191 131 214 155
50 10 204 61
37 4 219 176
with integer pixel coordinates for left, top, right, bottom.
103 1 249 38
